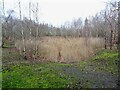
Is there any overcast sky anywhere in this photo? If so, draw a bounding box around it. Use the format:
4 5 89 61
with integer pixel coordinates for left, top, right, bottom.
1 0 110 27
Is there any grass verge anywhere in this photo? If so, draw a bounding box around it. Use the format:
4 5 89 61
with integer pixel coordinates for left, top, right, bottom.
78 49 118 76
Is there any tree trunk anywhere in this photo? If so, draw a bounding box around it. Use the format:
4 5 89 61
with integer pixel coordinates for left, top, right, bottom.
35 2 39 58
110 29 113 50
0 26 1 48
19 0 25 56
104 32 107 49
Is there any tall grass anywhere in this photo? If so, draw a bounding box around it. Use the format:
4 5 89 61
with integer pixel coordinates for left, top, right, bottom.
15 37 104 63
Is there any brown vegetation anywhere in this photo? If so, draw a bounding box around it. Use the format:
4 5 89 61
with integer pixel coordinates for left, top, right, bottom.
15 37 104 63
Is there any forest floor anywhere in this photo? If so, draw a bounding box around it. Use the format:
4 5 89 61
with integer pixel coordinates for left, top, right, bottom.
2 47 118 88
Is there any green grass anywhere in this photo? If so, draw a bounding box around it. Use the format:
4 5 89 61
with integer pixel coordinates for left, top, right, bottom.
2 64 75 88
92 50 118 61
2 48 76 88
0 72 2 88
78 49 118 75
2 48 118 88
91 50 118 75
77 49 118 88
79 60 88 70
48 62 72 67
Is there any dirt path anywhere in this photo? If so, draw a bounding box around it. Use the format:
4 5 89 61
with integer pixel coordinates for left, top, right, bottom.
48 64 117 88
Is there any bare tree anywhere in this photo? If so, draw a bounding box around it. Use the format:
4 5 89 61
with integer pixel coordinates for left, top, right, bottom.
2 0 5 16
105 8 113 50
31 2 39 59
18 0 26 56
83 18 90 46
2 10 14 48
0 20 2 47
29 1 32 38
72 18 83 37
104 1 118 50
35 2 39 58
2 0 5 47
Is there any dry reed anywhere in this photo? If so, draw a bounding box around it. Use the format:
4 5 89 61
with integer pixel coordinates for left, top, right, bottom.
15 36 104 63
